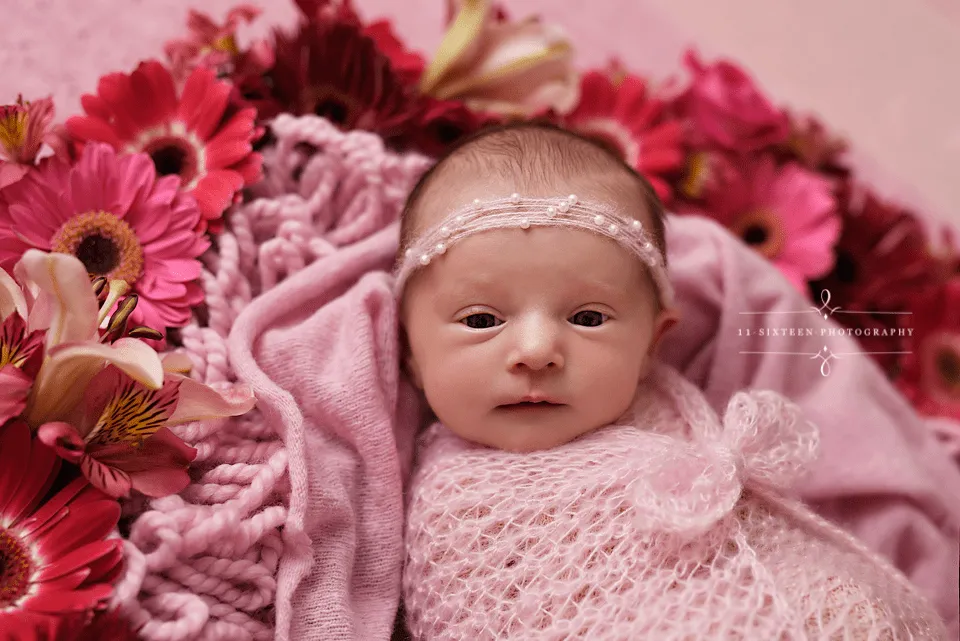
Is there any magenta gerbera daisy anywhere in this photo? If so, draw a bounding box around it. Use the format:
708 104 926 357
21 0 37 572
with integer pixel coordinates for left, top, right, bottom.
561 63 685 202
0 143 209 330
0 420 123 638
701 155 840 291
65 60 262 230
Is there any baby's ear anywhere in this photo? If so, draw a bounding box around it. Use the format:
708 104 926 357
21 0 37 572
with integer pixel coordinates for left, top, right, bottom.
640 306 682 377
398 325 424 390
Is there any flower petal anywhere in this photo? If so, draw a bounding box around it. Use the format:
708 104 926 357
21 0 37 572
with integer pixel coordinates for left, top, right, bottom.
0 420 60 523
37 499 120 560
79 453 134 498
0 264 28 320
22 584 114 614
26 338 164 426
420 0 490 94
14 249 99 348
167 377 256 425
37 539 123 582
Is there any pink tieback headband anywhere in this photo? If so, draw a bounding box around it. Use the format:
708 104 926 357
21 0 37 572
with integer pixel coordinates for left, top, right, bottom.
393 193 675 308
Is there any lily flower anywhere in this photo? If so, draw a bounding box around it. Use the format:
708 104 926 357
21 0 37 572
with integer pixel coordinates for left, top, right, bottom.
420 0 580 118
2 249 256 498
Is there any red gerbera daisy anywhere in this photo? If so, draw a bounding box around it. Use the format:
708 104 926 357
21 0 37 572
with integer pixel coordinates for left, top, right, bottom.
561 62 684 202
263 17 417 138
811 182 941 375
0 420 123 638
897 279 960 424
65 61 262 231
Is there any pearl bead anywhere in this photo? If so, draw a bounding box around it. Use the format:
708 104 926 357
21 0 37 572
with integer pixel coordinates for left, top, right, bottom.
644 241 653 250
558 202 570 213
405 249 413 258
519 218 530 229
631 220 643 231
608 224 619 234
440 226 451 238
510 192 521 204
546 206 556 215
568 194 577 203
473 198 481 205
456 215 465 224
593 215 604 225
435 243 447 254
419 254 431 266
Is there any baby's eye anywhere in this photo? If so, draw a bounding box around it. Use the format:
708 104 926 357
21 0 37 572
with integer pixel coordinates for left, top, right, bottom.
461 313 503 329
570 310 608 327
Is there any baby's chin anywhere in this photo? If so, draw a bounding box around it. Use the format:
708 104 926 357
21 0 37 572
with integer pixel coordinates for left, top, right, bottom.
450 414 602 454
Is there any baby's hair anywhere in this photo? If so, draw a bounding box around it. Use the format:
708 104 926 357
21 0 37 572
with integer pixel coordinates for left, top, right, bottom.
397 121 668 268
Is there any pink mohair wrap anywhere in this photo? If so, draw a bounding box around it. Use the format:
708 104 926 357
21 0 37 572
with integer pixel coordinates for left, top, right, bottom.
111 114 959 640
403 363 948 639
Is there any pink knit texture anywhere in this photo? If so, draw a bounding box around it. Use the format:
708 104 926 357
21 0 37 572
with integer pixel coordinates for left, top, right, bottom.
403 363 947 639
110 115 431 640
111 114 960 640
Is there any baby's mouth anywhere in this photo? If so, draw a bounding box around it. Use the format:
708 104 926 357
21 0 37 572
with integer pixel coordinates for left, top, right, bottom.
498 400 564 409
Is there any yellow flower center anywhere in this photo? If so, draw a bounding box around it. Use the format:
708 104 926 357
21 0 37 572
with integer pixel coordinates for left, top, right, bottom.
85 377 178 448
0 104 27 154
0 529 33 609
681 152 709 199
730 209 786 260
210 34 239 55
50 211 144 283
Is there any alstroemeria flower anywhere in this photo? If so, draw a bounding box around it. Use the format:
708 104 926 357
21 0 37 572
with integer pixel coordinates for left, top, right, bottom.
8 250 164 428
38 361 255 498
420 0 580 118
164 4 268 83
0 95 59 189
0 365 31 426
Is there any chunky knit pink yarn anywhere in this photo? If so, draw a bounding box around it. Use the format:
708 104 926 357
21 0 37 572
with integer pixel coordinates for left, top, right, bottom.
403 363 949 640
111 115 431 641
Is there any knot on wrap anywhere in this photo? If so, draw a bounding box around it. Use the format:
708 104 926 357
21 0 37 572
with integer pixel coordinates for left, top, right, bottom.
631 389 820 539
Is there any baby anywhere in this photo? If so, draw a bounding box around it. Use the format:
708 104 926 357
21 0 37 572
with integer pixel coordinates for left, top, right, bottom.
393 123 947 640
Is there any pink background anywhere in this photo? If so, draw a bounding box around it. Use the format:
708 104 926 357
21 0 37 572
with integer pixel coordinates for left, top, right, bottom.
2 0 957 228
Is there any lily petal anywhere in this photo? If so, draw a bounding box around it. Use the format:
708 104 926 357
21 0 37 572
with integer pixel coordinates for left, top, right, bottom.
420 0 490 94
25 338 164 426
0 265 27 321
167 376 256 425
14 250 98 348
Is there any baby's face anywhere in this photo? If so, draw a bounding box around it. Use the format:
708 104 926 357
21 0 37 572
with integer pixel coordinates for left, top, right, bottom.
401 183 677 453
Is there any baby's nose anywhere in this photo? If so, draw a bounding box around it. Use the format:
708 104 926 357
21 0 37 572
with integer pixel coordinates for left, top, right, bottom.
507 318 565 372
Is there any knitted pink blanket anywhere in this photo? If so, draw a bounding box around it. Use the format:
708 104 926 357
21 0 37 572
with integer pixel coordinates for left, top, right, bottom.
403 363 947 639
118 115 960 640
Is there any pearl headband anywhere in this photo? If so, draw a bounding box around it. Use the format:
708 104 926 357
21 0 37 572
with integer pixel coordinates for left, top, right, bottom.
393 193 675 308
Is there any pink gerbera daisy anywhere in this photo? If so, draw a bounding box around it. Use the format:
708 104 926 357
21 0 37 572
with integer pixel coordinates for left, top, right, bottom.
65 60 262 230
701 155 839 291
0 420 123 639
0 143 209 330
561 62 685 202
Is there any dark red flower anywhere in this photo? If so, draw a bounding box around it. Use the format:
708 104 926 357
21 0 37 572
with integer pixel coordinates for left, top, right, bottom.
776 111 850 177
897 278 960 422
392 97 494 157
810 182 944 375
263 17 417 137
